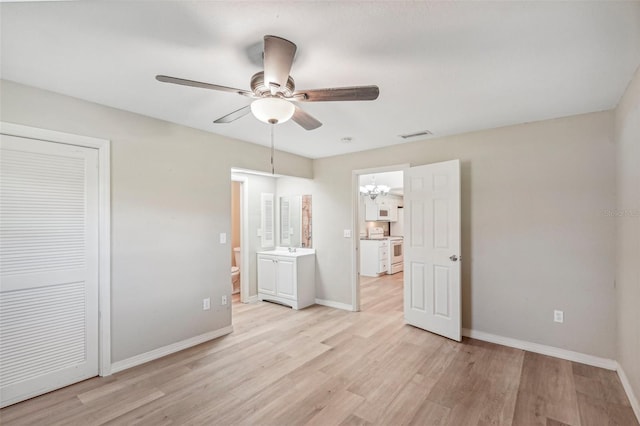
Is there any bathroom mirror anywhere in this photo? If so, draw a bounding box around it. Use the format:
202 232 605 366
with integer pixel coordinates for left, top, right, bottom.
279 195 312 248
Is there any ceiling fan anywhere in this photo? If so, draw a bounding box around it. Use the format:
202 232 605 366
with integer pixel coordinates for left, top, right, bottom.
155 35 380 130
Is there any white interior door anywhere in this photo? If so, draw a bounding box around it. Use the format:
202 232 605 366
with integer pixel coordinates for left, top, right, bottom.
403 160 461 341
0 135 99 407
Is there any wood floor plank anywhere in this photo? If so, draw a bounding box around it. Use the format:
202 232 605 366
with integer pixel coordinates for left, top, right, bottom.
513 352 581 426
546 419 573 426
305 389 365 426
1 272 635 426
369 339 455 425
268 376 350 425
235 371 334 425
350 342 430 422
572 361 639 426
0 394 86 426
421 337 521 426
410 400 451 425
0 376 115 424
339 414 372 426
68 389 165 426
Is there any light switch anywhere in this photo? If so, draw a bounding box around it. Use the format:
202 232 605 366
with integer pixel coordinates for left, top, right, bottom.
219 233 227 244
554 310 564 323
344 229 352 238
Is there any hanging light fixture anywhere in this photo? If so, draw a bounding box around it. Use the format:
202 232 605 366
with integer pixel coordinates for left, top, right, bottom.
360 177 390 200
250 97 295 124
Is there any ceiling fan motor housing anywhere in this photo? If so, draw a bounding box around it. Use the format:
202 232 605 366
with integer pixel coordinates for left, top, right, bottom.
251 71 295 97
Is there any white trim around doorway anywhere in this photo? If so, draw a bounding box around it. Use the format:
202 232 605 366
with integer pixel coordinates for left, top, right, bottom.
351 163 410 312
231 174 250 303
0 121 112 376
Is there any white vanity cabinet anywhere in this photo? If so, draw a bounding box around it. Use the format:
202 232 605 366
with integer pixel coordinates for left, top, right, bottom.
257 250 315 309
360 239 389 277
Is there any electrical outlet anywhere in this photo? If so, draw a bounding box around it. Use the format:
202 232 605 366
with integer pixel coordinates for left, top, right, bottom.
554 310 564 323
221 295 228 306
203 298 211 310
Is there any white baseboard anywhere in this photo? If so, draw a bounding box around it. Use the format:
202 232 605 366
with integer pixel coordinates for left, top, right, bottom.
462 328 617 371
111 325 234 374
244 295 259 303
616 362 640 423
315 298 354 312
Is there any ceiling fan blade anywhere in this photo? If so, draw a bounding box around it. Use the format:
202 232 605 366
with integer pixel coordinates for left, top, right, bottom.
156 75 254 98
291 105 322 131
263 35 297 92
293 85 379 102
213 105 251 124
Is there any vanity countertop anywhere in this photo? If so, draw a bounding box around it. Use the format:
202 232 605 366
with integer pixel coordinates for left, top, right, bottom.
257 247 316 257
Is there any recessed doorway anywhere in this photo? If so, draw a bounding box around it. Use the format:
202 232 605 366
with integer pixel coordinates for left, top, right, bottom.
352 164 408 313
231 174 249 304
352 160 463 342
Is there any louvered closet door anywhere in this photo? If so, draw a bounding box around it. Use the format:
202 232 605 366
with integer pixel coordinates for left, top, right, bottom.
0 134 99 408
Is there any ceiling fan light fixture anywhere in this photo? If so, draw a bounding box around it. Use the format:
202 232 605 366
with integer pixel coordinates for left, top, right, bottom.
156 35 378 130
250 97 295 124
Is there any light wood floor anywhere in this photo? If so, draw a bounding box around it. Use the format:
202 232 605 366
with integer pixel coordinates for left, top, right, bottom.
1 273 637 425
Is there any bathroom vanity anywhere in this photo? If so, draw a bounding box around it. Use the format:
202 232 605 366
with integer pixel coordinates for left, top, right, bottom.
256 248 315 309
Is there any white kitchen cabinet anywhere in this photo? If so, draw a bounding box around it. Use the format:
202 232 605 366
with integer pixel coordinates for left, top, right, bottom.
387 199 399 222
257 249 315 309
360 239 389 277
364 197 378 221
363 195 399 222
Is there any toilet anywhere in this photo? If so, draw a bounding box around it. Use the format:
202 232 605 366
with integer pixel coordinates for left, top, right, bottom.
231 247 241 294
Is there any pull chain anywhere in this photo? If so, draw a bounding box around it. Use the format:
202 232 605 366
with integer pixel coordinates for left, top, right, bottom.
270 122 275 175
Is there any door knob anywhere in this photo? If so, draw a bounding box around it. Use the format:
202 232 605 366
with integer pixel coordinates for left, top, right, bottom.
449 255 458 262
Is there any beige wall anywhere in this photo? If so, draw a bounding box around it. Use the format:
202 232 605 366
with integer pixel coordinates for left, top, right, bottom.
0 80 312 363
0 78 624 367
614 65 640 402
312 111 617 359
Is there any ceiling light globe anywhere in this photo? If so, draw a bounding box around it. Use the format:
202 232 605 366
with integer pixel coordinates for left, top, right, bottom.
250 97 295 124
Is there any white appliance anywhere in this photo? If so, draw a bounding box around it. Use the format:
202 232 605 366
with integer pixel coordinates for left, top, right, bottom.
377 207 390 220
387 236 404 274
367 226 385 239
390 207 404 236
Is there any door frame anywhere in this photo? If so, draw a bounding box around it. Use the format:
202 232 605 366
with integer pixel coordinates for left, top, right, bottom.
0 121 112 376
351 163 410 312
231 174 250 303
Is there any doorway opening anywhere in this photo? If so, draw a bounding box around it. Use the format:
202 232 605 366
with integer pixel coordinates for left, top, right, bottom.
352 164 408 313
353 159 462 341
231 174 249 306
352 160 463 342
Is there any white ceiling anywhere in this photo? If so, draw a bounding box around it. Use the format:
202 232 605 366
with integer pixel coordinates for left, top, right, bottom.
2 1 639 159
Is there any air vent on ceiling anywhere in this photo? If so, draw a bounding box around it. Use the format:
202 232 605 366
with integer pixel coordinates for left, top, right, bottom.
399 130 433 139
